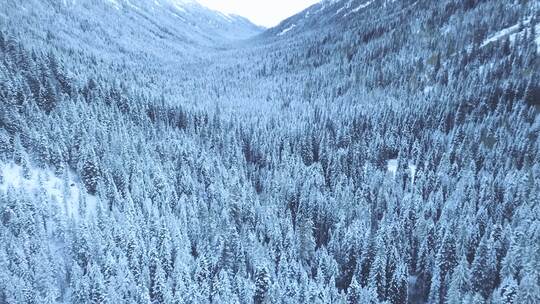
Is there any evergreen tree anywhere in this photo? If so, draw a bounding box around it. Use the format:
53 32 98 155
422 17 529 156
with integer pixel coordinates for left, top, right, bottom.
368 241 387 302
470 235 496 298
347 275 361 304
150 261 168 304
70 264 89 304
88 263 107 304
516 274 540 304
445 256 470 303
254 266 270 304
81 148 100 195
428 269 442 304
388 261 408 304
498 276 518 304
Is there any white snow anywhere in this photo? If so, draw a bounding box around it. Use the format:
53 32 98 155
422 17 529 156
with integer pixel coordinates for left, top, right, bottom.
335 6 347 15
277 24 296 36
410 164 417 183
170 11 187 22
352 1 373 12
333 0 353 16
482 18 540 52
344 1 373 17
0 162 96 220
171 2 187 12
112 0 141 11
320 0 339 11
387 159 417 183
423 85 434 94
218 12 234 23
536 29 540 51
481 23 522 47
167 0 198 12
106 0 121 10
387 159 398 174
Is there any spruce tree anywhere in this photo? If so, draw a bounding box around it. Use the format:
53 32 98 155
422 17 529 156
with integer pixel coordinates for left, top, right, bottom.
254 266 270 304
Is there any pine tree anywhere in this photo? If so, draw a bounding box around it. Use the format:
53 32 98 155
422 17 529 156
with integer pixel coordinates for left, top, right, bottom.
471 292 485 304
150 261 167 304
368 243 387 302
12 134 25 165
445 255 470 303
470 235 496 298
298 215 316 265
347 276 361 304
254 266 270 304
88 263 107 304
37 76 57 114
0 129 11 159
70 264 89 304
436 232 457 279
212 270 238 304
50 146 65 174
516 274 540 304
428 269 442 304
195 255 211 302
388 261 408 304
498 276 518 304
81 149 100 195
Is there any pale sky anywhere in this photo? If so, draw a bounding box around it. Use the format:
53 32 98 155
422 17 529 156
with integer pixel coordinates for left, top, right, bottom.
197 0 321 28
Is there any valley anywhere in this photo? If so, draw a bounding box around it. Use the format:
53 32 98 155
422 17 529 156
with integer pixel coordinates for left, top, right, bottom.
0 0 539 303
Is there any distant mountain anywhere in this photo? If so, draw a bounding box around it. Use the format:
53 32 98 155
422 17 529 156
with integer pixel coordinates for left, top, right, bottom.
264 0 424 38
0 0 263 60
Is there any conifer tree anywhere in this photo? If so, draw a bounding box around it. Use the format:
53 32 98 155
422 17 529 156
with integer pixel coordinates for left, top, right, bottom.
516 274 540 304
81 148 100 195
254 266 270 304
470 235 496 298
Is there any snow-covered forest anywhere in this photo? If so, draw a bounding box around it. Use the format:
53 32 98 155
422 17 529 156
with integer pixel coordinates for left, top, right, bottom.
0 0 539 303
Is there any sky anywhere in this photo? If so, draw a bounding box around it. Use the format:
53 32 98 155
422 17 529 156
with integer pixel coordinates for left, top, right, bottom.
197 0 321 28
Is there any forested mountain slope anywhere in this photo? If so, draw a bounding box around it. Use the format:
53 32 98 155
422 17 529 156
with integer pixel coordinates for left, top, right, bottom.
0 0 539 303
1 0 262 60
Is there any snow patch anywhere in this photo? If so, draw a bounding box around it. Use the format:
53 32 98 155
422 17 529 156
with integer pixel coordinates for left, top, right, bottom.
171 2 186 12
423 85 434 94
535 23 540 52
387 159 398 175
0 162 96 220
106 0 121 10
166 0 198 12
482 23 522 47
278 24 296 36
334 0 353 16
124 0 142 11
482 18 540 51
344 1 373 17
217 12 234 23
387 159 417 183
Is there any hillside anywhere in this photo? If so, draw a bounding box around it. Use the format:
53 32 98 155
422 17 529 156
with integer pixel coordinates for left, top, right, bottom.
1 0 262 60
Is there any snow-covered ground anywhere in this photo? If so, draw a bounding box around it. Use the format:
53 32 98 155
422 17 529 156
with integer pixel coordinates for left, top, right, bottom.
387 159 417 183
0 162 96 220
105 0 121 10
482 19 540 52
278 24 296 36
343 1 373 17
